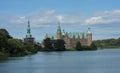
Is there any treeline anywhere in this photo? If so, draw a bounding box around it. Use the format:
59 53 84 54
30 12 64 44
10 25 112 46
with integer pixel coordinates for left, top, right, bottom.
42 38 66 51
0 29 97 60
93 38 120 49
75 41 97 51
42 38 97 51
0 29 41 60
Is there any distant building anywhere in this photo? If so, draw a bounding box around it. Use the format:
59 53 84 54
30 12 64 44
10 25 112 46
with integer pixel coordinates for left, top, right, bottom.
44 22 92 48
24 20 35 44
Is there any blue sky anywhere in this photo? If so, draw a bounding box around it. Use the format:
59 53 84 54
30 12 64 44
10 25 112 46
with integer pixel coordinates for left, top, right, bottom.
0 0 120 42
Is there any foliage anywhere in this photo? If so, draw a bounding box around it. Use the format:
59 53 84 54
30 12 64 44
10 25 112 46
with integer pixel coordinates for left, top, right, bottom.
43 38 66 51
7 39 24 55
75 41 82 51
66 48 76 51
0 29 42 59
90 43 97 50
55 39 66 51
93 38 120 49
0 29 12 49
75 41 97 51
0 52 8 60
43 38 54 51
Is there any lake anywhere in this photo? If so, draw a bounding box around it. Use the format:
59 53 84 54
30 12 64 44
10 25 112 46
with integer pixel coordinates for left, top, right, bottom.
0 49 120 73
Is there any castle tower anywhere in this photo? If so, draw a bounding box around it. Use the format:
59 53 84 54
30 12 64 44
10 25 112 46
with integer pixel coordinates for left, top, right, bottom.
56 21 62 39
45 33 49 39
26 20 32 38
87 27 92 46
24 20 34 44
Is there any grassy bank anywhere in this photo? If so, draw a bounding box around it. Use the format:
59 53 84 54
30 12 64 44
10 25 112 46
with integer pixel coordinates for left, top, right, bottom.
0 52 9 60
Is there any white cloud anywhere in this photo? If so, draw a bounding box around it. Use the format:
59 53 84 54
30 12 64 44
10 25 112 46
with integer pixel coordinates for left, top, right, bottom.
84 16 103 25
8 10 82 28
46 10 56 15
10 16 27 24
1 9 120 40
83 10 120 25
1 9 120 28
57 15 63 21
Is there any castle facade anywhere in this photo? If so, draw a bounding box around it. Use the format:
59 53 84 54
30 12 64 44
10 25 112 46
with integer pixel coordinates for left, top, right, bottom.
45 22 92 48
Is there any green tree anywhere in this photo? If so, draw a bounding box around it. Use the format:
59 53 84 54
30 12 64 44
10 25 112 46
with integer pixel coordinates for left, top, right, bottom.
90 43 97 50
24 43 35 54
7 39 24 56
0 29 12 49
0 29 12 39
55 39 66 51
75 41 82 51
34 42 42 51
43 38 54 51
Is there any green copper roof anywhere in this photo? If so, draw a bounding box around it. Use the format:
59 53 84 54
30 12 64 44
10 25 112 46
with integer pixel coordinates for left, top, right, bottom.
26 20 32 38
87 27 92 34
62 29 65 35
57 21 61 33
84 33 87 39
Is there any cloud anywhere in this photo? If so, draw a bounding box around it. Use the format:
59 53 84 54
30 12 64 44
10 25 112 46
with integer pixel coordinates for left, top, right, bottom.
1 9 120 28
46 10 56 15
1 9 120 40
57 15 63 21
6 10 82 28
83 10 120 25
10 16 27 24
84 16 103 25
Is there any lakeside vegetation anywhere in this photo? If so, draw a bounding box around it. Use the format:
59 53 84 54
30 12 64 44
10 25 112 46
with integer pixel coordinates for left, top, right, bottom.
0 29 41 60
42 38 97 51
93 38 120 49
0 28 97 60
1 28 119 60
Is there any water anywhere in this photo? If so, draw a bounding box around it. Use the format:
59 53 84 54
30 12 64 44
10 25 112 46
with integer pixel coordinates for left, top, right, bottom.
0 49 120 73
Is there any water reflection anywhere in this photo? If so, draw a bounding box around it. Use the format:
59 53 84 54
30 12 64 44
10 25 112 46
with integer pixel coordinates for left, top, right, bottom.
0 49 120 73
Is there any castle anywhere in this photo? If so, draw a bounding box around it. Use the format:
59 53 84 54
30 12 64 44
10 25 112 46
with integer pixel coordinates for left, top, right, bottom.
45 22 92 48
23 20 92 48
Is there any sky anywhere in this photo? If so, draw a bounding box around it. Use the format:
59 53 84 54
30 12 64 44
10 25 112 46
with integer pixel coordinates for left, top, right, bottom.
0 0 120 42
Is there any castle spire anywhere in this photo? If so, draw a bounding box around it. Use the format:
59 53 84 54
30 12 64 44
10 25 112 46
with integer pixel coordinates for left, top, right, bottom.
26 20 32 38
45 33 49 39
57 21 61 33
56 21 62 39
87 27 91 34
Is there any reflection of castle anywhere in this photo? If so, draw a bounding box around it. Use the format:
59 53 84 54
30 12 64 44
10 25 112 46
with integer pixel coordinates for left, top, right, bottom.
45 22 92 48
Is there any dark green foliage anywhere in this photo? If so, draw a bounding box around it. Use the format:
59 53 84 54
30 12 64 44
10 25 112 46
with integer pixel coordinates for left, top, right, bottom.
7 39 25 56
43 38 54 51
55 39 66 51
0 28 42 59
0 29 12 49
75 41 97 51
0 29 12 39
90 43 97 50
43 38 66 51
81 46 91 50
0 52 8 60
34 42 42 51
93 38 120 49
75 41 82 51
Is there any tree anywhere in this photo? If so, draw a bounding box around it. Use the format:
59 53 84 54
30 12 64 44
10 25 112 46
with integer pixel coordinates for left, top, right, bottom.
43 38 54 51
90 43 97 50
24 43 35 54
55 39 66 51
0 29 12 51
75 41 82 51
7 39 24 55
0 29 12 39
